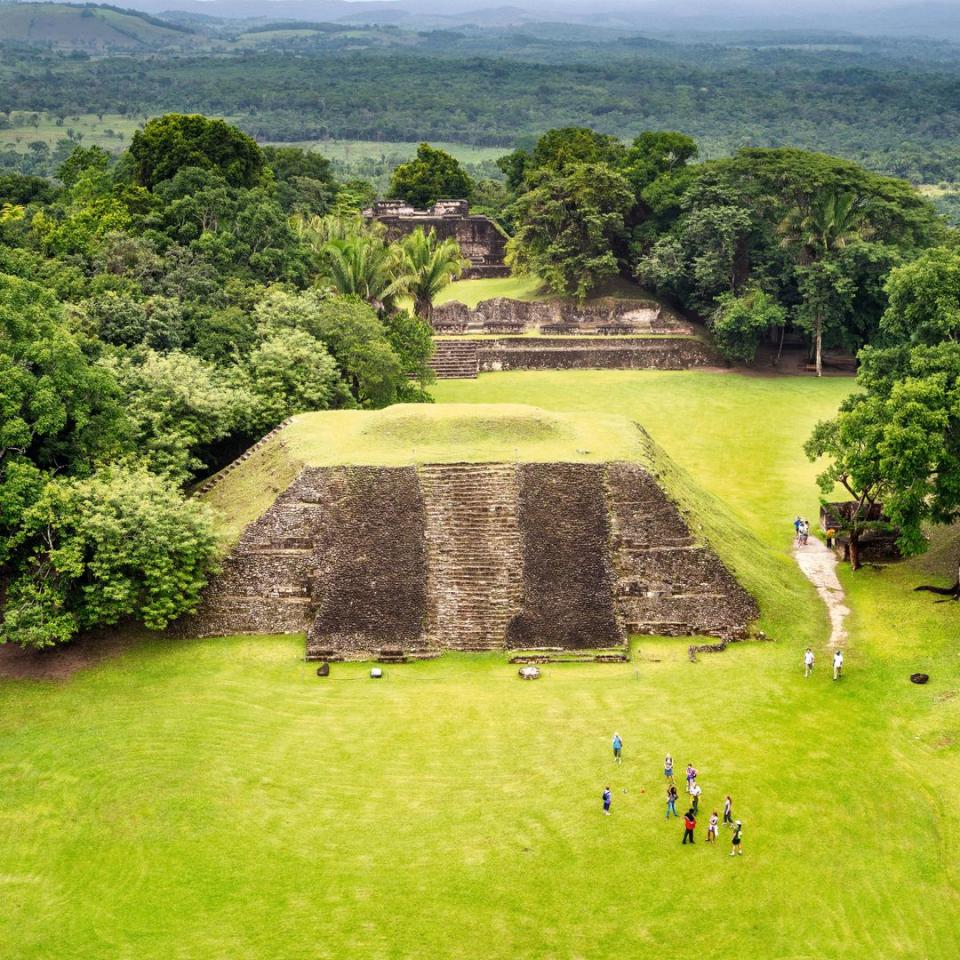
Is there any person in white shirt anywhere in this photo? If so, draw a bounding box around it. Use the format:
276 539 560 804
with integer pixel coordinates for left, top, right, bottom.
804 647 815 677
833 649 844 680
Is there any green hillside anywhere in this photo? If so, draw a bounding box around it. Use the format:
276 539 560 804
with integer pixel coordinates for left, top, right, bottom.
0 3 198 50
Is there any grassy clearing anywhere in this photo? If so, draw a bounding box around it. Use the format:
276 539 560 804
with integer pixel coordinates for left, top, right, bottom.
436 275 658 308
3 368 960 958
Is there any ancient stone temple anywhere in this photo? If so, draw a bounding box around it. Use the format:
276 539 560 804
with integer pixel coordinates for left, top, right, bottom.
179 461 757 660
363 200 508 278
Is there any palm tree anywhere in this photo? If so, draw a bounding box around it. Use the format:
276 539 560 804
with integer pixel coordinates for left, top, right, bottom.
782 191 863 376
397 227 467 325
319 233 407 314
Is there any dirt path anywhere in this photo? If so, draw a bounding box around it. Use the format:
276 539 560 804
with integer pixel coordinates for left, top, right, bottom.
793 537 849 647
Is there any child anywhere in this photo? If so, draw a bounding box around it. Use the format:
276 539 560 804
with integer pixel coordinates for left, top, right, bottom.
723 794 733 826
690 782 702 816
707 811 719 843
664 754 674 784
612 732 623 764
730 819 743 856
666 785 679 819
682 809 696 844
686 763 697 793
804 647 815 677
602 786 612 815
833 649 844 680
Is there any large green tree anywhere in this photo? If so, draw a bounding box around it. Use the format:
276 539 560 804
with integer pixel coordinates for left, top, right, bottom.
130 114 264 190
1 466 219 649
507 162 633 299
0 274 127 559
389 143 473 208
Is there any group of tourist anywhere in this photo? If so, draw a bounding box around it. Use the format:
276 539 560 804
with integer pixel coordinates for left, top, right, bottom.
602 739 744 857
793 515 810 546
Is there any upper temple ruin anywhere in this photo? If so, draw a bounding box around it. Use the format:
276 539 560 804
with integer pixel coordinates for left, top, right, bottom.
363 199 509 278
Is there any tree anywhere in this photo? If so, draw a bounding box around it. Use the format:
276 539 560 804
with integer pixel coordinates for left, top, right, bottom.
782 190 864 376
318 232 407 314
100 350 250 483
129 114 264 190
499 128 626 192
389 143 473 208
1 466 219 649
711 288 786 364
0 274 127 558
396 227 466 324
241 329 346 433
507 162 633 299
880 247 960 345
56 145 110 188
806 341 960 569
252 288 411 408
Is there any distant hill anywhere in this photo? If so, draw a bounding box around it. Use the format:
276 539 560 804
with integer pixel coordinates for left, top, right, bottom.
0 2 201 49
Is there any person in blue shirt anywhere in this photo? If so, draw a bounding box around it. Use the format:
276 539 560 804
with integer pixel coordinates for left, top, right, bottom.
612 732 623 764
602 786 612 815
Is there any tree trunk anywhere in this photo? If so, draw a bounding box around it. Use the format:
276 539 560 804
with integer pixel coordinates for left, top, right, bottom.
815 316 823 378
775 324 786 366
849 528 861 571
418 296 433 327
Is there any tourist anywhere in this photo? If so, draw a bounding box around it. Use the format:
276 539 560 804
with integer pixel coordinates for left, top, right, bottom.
603 786 612 815
612 732 623 765
794 515 802 540
804 647 815 677
664 754 674 784
799 519 809 546
682 809 696 844
730 820 744 856
707 811 719 843
686 763 697 793
666 785 679 819
723 794 733 827
833 649 844 680
691 781 702 816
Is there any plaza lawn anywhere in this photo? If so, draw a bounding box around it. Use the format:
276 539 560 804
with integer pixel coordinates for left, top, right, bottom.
3 369 960 959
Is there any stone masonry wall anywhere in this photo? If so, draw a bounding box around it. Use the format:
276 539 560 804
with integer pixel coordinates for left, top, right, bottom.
306 467 427 658
181 461 755 656
432 297 693 334
476 338 719 371
606 463 757 637
507 463 624 649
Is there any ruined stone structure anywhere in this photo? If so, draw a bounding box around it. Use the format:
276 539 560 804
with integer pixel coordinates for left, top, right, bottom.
363 200 508 278
180 460 756 659
432 297 693 335
429 336 720 379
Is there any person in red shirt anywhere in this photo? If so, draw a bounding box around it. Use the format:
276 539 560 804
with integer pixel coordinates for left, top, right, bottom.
682 809 696 844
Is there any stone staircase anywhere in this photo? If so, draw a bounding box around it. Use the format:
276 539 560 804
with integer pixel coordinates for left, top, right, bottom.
418 462 522 651
429 340 479 379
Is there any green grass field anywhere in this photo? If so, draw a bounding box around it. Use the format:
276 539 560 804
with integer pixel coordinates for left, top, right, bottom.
3 369 960 958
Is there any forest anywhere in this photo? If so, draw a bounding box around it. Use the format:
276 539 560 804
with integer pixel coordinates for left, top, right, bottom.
2 26 960 184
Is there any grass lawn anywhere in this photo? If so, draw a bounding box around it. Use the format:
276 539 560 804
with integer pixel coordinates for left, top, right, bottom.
3 369 960 958
436 275 658 308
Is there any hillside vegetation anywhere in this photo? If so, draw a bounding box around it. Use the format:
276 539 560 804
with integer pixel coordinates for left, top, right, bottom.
0 3 198 50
